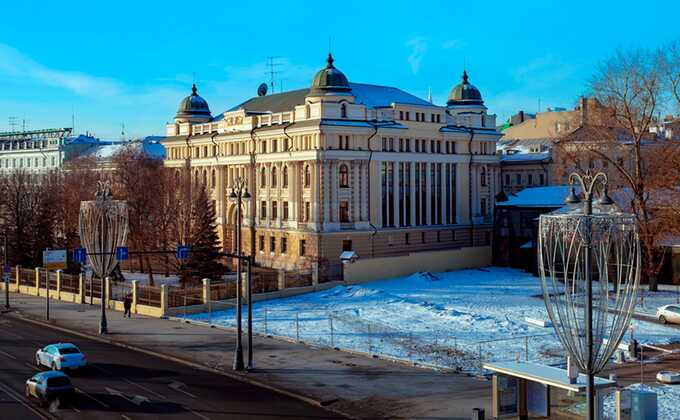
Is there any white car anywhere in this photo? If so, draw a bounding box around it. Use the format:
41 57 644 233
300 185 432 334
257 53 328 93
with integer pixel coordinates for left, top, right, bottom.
656 304 680 325
656 371 680 384
36 343 87 371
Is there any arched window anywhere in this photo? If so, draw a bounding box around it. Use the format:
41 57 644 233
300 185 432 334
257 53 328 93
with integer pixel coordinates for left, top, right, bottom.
304 165 311 188
341 103 347 118
202 169 207 186
211 169 216 188
271 166 278 187
305 104 311 119
260 167 266 187
480 167 487 186
339 164 349 188
282 166 289 188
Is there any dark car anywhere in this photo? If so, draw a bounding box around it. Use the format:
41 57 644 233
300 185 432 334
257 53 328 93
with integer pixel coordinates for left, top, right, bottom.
25 371 75 406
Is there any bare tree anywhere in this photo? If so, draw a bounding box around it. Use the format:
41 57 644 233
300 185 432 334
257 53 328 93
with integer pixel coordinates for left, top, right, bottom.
556 46 680 291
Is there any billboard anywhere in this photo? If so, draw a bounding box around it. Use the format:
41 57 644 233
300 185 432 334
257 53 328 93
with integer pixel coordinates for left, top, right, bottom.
42 250 67 270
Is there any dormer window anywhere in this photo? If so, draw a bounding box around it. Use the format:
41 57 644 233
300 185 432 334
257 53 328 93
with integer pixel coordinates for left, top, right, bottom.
341 103 347 118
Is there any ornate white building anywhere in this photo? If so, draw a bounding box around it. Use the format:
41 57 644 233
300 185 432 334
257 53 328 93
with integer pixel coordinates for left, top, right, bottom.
163 55 501 282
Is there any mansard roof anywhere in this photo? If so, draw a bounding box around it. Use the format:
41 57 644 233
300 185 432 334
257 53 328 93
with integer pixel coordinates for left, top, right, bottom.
228 83 434 115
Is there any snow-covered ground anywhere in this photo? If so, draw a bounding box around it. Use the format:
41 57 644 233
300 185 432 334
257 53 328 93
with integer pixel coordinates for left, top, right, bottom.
602 384 680 419
120 271 180 286
636 287 680 317
186 267 680 374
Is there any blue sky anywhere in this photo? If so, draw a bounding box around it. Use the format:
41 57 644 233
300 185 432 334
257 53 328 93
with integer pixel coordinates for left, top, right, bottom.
0 0 678 139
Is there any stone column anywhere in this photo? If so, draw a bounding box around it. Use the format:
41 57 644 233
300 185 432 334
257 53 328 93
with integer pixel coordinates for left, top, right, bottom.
132 280 138 313
322 161 330 224
425 162 432 225
313 161 321 228
15 265 20 289
440 164 447 224
409 162 416 226
331 161 339 223
34 267 40 295
56 269 62 300
361 162 369 221
160 284 168 317
277 269 285 290
393 161 400 227
78 273 85 303
351 161 363 223
202 278 210 304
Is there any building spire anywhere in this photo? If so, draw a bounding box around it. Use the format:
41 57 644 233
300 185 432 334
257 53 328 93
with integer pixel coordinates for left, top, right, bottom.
427 86 433 103
191 83 198 95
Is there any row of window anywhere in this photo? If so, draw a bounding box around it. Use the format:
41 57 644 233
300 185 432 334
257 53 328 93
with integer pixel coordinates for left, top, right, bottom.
168 135 320 160
0 140 54 151
0 155 57 169
259 200 352 223
398 110 442 123
258 235 306 256
259 164 351 189
381 137 457 154
504 172 546 186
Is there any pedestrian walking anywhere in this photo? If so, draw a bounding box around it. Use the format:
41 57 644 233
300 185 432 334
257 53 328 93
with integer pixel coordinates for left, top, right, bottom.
123 294 132 318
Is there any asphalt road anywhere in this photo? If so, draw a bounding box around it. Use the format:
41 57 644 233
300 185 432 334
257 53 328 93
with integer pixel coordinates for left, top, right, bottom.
0 316 344 420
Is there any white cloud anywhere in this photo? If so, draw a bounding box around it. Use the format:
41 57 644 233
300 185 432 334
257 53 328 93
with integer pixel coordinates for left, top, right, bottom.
441 39 466 50
406 37 428 75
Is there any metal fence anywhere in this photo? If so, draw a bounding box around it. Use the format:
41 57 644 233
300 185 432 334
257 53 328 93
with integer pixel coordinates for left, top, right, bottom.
167 286 203 308
18 268 34 286
285 272 313 288
137 285 161 307
60 273 79 293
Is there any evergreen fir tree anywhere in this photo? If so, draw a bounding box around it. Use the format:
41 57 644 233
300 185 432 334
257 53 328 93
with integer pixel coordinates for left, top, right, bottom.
182 183 224 285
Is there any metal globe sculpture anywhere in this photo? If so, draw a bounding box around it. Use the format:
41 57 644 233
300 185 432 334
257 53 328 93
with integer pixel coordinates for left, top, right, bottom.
538 171 641 420
79 181 128 334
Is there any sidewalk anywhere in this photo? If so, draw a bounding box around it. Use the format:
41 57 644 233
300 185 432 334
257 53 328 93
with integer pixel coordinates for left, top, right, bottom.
4 292 491 420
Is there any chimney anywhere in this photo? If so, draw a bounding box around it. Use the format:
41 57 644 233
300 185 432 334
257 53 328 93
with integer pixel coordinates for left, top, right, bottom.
519 110 525 123
579 96 588 126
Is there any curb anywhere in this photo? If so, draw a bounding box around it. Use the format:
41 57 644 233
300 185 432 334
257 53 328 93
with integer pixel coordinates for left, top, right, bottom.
8 311 360 420
171 316 474 376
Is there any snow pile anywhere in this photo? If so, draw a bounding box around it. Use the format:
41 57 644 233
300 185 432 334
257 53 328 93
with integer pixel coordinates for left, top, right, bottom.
185 267 680 373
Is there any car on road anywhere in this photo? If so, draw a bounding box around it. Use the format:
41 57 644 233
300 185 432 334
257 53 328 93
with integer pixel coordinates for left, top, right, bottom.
25 371 75 406
36 343 87 371
656 304 680 325
656 370 680 384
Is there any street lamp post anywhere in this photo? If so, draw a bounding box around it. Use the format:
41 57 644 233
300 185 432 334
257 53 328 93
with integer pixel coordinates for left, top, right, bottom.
229 177 251 371
538 171 640 420
3 234 9 309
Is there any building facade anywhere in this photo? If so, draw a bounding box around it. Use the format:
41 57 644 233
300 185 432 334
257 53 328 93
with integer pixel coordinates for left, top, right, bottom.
162 55 501 281
0 128 103 174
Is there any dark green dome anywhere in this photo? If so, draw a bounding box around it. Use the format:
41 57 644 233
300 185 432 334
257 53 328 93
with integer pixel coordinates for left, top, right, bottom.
176 84 211 119
309 54 351 95
447 71 484 106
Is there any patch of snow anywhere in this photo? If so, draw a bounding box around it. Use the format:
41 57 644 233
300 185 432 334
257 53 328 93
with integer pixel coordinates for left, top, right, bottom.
602 383 680 420
185 267 680 373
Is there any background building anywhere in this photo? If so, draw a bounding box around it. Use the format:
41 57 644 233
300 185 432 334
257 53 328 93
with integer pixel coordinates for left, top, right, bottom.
163 55 501 282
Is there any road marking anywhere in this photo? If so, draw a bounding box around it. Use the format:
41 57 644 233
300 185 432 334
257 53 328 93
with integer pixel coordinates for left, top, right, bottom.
168 381 197 398
184 406 211 420
72 407 81 413
0 349 17 360
106 387 149 406
76 387 111 409
91 365 168 401
121 415 132 420
122 378 167 400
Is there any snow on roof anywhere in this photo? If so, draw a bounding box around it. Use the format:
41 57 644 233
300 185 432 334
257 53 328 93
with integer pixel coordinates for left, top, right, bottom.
227 82 434 114
497 185 575 208
500 151 551 163
349 82 434 108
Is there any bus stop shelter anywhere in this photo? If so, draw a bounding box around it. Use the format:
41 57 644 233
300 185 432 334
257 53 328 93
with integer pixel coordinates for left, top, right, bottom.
483 361 617 419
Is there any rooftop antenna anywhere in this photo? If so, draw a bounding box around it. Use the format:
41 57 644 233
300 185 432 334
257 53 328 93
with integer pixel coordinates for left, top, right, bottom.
536 97 541 128
71 106 75 134
8 116 17 132
266 56 282 94
21 118 28 132
121 123 126 140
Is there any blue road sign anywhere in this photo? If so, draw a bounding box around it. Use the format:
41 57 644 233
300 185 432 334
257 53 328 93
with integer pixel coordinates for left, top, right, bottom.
176 245 189 260
72 248 87 264
3 264 10 274
115 246 129 261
